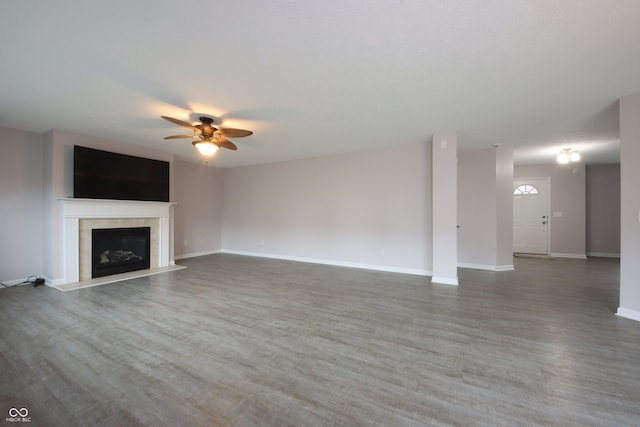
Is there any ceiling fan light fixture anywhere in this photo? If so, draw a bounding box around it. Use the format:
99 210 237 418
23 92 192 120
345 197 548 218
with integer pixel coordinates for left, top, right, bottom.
162 115 251 155
194 141 219 156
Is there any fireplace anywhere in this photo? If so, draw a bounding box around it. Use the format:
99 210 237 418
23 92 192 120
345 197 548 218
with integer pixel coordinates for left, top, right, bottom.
92 227 151 278
59 198 176 285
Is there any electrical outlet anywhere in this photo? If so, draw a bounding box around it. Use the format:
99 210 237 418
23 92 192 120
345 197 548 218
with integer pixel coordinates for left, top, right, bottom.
184 240 188 247
260 240 265 245
379 248 385 256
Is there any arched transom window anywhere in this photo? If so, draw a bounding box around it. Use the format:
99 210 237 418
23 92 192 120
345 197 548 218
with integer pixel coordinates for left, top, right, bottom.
513 184 538 195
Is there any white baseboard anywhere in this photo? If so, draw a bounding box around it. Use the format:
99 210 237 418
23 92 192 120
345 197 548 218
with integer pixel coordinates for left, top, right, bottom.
50 278 66 286
550 252 588 260
431 276 459 286
616 307 640 322
587 252 620 258
458 262 514 272
221 249 432 277
174 249 222 260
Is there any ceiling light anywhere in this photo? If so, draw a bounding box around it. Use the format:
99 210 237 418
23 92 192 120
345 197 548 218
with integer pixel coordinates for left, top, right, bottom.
557 148 580 164
557 150 570 164
570 151 580 162
194 141 219 156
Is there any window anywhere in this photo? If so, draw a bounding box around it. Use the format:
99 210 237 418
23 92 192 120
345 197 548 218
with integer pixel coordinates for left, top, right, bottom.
513 184 538 195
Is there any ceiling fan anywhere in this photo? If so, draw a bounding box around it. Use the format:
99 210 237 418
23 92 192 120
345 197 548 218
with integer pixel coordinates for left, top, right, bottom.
161 115 253 158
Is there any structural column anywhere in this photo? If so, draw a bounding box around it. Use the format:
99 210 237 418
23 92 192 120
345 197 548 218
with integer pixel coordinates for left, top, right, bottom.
618 92 640 321
432 131 458 285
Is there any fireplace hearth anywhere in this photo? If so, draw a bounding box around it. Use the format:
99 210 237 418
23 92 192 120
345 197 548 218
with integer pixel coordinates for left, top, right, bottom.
92 227 151 278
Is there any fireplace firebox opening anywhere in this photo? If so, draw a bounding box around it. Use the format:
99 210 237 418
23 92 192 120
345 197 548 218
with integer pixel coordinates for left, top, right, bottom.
91 227 151 278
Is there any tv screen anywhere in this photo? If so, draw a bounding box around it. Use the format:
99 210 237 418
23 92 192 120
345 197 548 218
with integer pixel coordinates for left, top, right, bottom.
74 145 170 202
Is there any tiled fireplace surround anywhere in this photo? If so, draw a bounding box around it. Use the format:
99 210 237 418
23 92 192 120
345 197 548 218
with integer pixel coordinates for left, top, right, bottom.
60 198 175 284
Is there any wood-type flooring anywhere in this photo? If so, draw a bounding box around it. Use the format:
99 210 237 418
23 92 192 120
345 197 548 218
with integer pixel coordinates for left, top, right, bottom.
1 254 639 426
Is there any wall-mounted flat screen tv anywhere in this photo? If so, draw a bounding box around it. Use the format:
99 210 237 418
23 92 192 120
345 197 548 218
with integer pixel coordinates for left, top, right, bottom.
74 145 170 202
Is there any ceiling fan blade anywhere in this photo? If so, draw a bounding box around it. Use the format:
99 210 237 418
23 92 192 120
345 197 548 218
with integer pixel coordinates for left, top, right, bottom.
216 138 238 150
161 116 199 131
164 134 197 140
219 128 253 138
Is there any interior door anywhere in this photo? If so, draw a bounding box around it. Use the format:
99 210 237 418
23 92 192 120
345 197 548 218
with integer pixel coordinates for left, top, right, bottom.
513 178 549 254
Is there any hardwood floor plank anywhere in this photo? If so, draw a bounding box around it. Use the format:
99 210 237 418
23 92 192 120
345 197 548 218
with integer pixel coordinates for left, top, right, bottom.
1 254 639 426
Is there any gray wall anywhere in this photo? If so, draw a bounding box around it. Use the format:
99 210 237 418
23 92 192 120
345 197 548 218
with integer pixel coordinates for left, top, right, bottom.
12 123 611 286
221 141 433 275
514 162 621 259
586 164 620 256
173 159 223 259
514 163 586 257
1 128 438 282
457 147 513 270
0 128 184 283
0 127 45 283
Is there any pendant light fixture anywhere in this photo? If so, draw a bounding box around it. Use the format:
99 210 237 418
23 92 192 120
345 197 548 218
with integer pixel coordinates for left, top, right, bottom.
557 148 580 164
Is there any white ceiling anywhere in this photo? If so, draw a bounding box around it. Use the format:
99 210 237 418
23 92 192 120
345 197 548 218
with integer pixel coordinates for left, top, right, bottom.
1 1 638 168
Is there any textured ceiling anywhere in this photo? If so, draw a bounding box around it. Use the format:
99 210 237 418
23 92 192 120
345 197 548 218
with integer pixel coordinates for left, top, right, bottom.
1 1 638 167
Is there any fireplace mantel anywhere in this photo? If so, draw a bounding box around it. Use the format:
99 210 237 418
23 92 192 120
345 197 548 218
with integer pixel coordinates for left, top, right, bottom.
59 198 176 284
